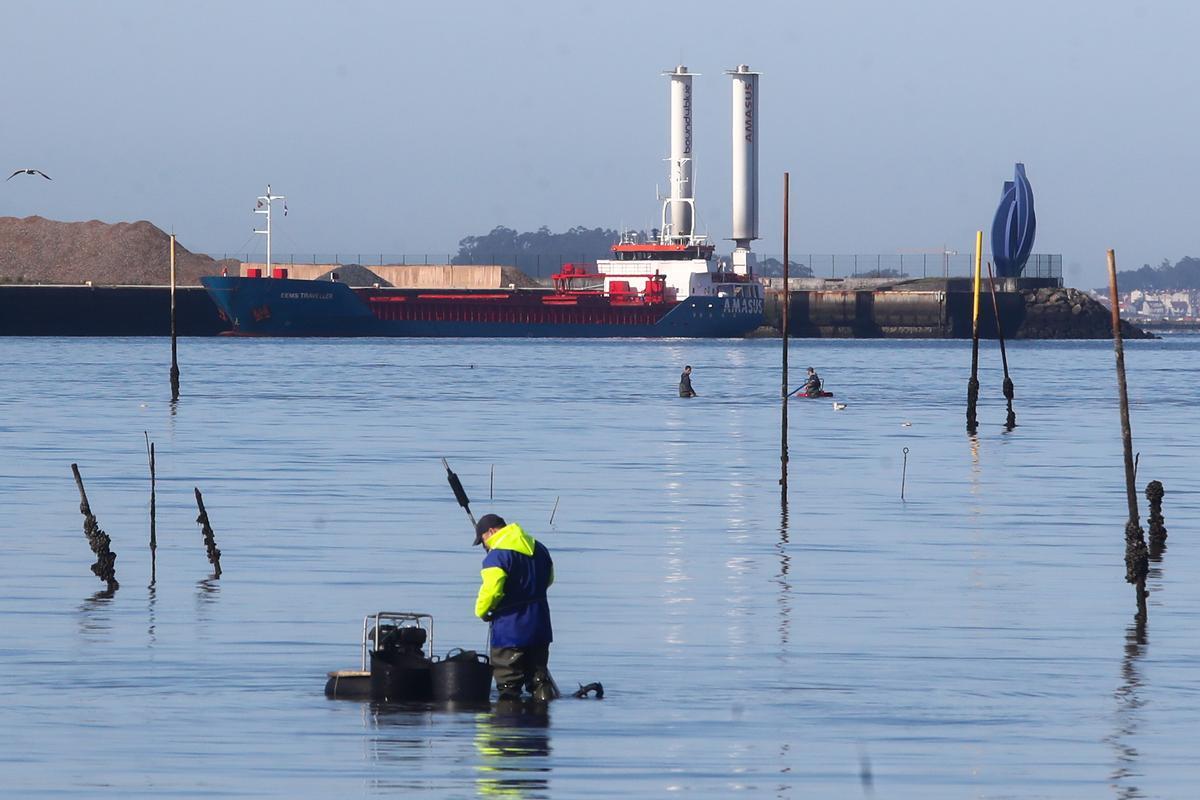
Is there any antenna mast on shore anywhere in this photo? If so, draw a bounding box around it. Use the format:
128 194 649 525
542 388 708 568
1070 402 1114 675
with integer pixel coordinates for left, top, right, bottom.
253 184 286 274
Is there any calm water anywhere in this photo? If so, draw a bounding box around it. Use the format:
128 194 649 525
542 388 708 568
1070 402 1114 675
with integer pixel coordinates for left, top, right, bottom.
1 335 1198 798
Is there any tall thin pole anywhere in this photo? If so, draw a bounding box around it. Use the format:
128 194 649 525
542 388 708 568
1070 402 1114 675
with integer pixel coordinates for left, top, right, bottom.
265 184 272 274
169 234 180 401
1107 250 1138 525
985 260 1016 428
1107 249 1148 603
780 172 790 498
966 230 982 433
254 185 285 276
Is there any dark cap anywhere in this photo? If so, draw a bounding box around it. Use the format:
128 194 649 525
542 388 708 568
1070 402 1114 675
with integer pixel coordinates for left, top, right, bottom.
473 513 506 545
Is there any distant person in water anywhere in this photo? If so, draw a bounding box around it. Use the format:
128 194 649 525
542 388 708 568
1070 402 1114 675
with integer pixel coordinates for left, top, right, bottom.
679 365 697 398
801 367 822 397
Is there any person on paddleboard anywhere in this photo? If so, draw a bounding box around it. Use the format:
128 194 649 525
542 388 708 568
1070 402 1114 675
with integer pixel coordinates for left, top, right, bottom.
679 365 698 398
800 366 823 397
474 513 557 702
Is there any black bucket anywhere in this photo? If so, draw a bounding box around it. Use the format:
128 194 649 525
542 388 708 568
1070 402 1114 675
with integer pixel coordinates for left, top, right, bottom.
431 649 492 704
369 650 432 702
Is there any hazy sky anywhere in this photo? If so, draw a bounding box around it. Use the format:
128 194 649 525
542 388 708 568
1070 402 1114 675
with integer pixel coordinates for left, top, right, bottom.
3 0 1197 285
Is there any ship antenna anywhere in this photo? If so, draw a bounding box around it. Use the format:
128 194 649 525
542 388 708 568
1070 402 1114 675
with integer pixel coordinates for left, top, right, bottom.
253 184 287 275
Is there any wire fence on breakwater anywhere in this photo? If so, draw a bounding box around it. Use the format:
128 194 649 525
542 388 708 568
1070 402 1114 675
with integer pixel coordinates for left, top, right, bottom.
203 252 1062 281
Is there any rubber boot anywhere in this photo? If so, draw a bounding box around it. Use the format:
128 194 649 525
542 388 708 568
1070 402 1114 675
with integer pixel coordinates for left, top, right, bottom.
529 671 559 702
497 681 523 701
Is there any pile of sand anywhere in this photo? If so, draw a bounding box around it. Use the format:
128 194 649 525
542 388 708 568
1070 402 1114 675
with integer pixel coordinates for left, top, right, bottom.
0 215 232 285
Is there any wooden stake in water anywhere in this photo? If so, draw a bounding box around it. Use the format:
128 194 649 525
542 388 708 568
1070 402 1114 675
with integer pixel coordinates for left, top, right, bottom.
985 260 1016 428
549 496 560 526
169 233 180 402
966 230 982 433
780 172 790 499
490 463 494 501
901 447 909 502
1106 249 1148 594
144 432 157 585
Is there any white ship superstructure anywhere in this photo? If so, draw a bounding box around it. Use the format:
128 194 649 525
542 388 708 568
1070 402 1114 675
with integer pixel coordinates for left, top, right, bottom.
596 64 763 305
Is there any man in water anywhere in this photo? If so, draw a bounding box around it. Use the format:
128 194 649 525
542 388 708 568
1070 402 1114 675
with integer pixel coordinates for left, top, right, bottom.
801 366 823 397
474 513 557 701
679 365 698 398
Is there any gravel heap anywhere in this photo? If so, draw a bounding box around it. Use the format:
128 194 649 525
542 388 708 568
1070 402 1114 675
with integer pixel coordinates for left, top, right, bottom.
0 215 231 285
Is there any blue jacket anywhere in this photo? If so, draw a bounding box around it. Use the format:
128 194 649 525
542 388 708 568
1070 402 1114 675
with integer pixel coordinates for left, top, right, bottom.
474 523 554 648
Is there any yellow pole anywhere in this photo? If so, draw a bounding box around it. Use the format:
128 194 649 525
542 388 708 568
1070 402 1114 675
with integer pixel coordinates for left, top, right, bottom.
972 230 983 329
966 230 983 432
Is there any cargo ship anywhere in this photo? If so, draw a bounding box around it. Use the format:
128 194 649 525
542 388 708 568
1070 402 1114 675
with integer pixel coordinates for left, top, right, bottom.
202 65 766 338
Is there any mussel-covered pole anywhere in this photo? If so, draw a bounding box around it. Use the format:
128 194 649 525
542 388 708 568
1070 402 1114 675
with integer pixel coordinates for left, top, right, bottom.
985 260 1016 428
1146 480 1167 558
966 230 982 433
193 487 222 577
169 233 180 402
1107 249 1148 592
780 172 790 499
71 463 119 592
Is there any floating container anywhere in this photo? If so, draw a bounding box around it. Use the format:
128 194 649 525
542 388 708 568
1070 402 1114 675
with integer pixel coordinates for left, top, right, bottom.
324 669 371 699
431 649 492 704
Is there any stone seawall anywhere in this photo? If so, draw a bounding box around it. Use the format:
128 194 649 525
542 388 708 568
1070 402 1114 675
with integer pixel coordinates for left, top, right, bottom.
760 280 1152 339
1014 287 1153 339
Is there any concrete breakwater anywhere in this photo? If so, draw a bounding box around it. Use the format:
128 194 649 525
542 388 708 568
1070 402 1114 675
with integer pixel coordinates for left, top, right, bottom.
759 278 1153 339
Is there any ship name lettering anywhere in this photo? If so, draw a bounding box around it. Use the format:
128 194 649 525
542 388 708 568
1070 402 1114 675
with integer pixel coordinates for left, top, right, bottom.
280 291 335 300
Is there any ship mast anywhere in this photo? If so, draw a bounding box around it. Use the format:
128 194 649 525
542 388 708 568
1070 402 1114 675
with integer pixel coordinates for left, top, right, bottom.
253 184 286 275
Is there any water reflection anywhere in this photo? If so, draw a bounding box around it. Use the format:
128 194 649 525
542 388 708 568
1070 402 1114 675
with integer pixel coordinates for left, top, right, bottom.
1106 610 1147 799
78 588 115 635
147 582 157 644
474 701 551 798
775 505 792 651
366 703 436 792
363 701 552 797
195 575 221 631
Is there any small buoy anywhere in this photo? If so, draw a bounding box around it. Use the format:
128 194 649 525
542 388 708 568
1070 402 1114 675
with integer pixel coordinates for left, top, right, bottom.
832 402 847 411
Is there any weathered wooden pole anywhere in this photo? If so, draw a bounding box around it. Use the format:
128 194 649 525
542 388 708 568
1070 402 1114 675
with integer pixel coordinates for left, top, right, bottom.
985 260 1016 428
144 432 157 585
71 463 119 593
169 233 180 401
780 172 790 499
966 230 982 433
1107 249 1148 596
194 487 222 577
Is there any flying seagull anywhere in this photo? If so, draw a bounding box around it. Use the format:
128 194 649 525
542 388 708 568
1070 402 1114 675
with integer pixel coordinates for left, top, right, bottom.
7 169 52 181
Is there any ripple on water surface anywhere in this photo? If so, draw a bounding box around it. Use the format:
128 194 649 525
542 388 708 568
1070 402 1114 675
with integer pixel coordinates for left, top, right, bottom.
0 336 1198 797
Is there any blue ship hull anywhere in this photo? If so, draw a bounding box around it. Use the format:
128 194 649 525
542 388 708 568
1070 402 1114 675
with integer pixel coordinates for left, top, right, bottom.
201 276 764 338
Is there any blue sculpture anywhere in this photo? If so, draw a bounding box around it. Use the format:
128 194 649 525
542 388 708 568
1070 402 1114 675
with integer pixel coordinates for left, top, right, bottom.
990 163 1036 278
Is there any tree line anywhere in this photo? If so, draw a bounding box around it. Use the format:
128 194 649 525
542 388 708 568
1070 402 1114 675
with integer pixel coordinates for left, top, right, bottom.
454 225 823 278
1111 256 1200 291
